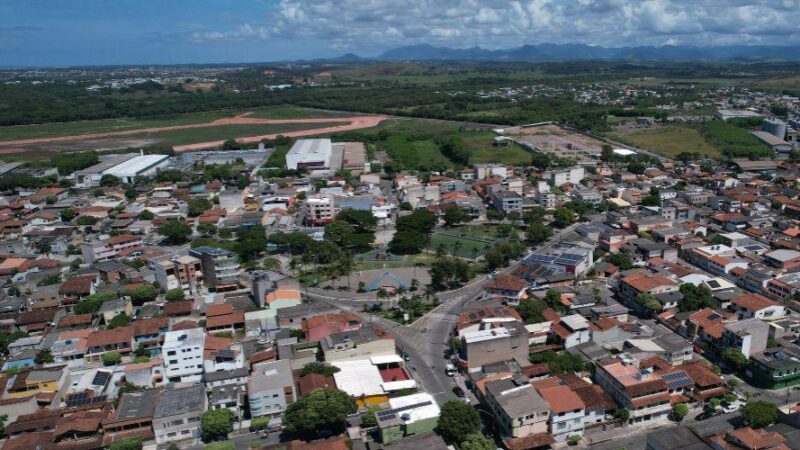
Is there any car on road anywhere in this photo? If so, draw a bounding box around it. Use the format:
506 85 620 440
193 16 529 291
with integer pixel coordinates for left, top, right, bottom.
445 364 456 376
694 409 721 421
452 386 465 397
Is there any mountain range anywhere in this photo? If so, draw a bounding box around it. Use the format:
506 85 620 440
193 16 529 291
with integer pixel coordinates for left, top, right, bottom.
331 43 800 62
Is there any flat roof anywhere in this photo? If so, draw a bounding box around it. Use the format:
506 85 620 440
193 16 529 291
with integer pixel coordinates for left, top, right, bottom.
751 131 790 146
103 154 168 178
463 327 511 344
154 384 205 418
332 359 385 397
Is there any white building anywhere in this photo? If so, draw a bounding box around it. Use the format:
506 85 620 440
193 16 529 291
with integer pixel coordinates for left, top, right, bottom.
248 359 296 419
286 139 333 170
163 328 205 384
102 154 170 184
551 167 585 187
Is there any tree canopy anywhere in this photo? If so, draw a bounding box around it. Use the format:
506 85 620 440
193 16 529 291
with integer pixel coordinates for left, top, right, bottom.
158 219 192 244
742 401 778 429
437 399 482 443
201 409 233 441
284 389 356 436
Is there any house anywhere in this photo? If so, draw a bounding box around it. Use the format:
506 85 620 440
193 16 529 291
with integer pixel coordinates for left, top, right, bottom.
707 426 789 450
618 272 679 302
376 392 440 444
152 384 206 445
550 314 592 349
484 275 528 305
483 374 552 446
320 326 396 363
248 359 296 419
764 249 800 269
532 379 586 443
132 316 169 357
750 345 800 390
594 357 671 425
85 326 134 363
331 358 416 408
205 303 245 333
302 312 361 341
730 294 786 321
102 388 159 446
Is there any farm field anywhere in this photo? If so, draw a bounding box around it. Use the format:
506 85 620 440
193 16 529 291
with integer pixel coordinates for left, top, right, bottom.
606 125 722 158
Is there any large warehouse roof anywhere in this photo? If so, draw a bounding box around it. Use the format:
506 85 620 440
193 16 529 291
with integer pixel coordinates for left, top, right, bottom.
103 154 168 178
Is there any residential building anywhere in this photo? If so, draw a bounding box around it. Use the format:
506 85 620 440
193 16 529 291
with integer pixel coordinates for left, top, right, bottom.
594 358 671 425
750 345 800 390
730 294 786 321
163 328 205 383
459 321 529 370
722 319 769 358
153 255 203 294
377 393 440 444
533 380 586 443
189 246 241 292
483 374 551 441
248 359 296 419
152 384 206 445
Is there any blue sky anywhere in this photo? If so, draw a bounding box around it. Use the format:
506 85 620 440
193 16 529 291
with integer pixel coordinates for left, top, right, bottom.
3 0 800 67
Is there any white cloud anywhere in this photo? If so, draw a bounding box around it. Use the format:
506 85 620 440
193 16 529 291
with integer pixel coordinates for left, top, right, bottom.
191 0 800 51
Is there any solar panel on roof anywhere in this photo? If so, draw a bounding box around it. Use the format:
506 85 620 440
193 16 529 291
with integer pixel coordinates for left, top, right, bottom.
65 392 107 408
706 280 721 289
668 379 693 389
92 371 111 386
707 313 722 321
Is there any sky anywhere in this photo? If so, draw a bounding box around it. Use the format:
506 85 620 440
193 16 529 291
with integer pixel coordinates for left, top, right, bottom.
3 0 800 67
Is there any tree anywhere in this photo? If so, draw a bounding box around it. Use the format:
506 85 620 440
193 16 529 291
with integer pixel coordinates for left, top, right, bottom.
709 398 721 409
158 219 192 244
124 284 158 306
486 209 504 221
100 174 121 187
525 220 552 245
678 284 716 312
722 348 748 372
742 401 778 429
605 253 634 270
531 152 551 170
284 389 356 436
138 209 154 220
614 408 630 423
165 289 186 301
437 400 482 443
300 362 341 377
107 313 131 329
552 207 575 228
201 409 233 440
672 403 688 421
124 188 138 200
204 442 234 450
60 208 76 222
636 293 662 317
627 161 646 174
102 352 122 366
430 256 470 290
336 209 377 232
188 197 213 217
35 350 54 365
461 434 495 450
109 437 144 450
388 229 429 255
443 206 469 227
516 299 548 324
601 144 614 162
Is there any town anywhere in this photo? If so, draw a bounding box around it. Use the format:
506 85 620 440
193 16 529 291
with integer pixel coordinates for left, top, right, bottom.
0 84 799 450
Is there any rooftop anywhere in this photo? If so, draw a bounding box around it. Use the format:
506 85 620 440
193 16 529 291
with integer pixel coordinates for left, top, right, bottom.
154 384 205 418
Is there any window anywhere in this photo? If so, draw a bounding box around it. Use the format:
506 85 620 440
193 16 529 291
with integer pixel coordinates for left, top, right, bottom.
557 422 566 430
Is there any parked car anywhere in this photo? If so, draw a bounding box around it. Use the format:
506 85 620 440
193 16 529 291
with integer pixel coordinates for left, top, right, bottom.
695 410 720 421
452 386 465 397
722 402 741 414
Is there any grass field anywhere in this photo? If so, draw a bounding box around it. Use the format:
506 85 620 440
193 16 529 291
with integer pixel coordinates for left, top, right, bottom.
606 125 722 158
125 122 340 147
0 105 338 142
429 225 504 258
463 131 531 165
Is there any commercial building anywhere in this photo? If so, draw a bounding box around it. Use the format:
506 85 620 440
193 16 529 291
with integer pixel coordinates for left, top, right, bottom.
459 321 529 370
163 328 205 383
286 139 333 170
101 154 170 184
153 384 206 445
751 345 800 389
751 131 793 157
189 246 241 292
595 358 671 425
714 109 761 121
74 153 139 188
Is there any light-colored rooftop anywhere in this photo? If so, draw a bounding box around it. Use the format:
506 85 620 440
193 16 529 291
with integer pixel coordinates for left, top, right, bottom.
462 327 511 344
103 154 168 178
332 359 385 397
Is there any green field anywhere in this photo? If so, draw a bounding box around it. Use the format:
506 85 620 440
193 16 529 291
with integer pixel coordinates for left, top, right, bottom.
429 225 506 259
606 125 722 158
125 122 340 147
0 105 339 142
463 131 531 165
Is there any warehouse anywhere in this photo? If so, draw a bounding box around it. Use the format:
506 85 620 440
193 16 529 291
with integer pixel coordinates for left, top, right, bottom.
286 139 332 171
102 154 170 184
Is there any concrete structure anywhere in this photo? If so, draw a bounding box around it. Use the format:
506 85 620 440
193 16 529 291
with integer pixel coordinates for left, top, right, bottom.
321 326 396 363
714 109 761 121
751 131 793 157
153 384 206 445
154 255 203 294
763 117 788 139
102 154 170 184
377 393 440 444
189 246 241 292
74 153 139 188
248 359 296 419
163 328 205 383
722 319 769 358
460 321 529 371
595 358 671 425
286 139 333 170
551 167 585 186
535 383 586 443
483 375 550 441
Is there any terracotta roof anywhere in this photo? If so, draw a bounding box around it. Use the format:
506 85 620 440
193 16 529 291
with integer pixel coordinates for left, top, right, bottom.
171 320 200 331
58 274 95 295
205 303 234 317
86 326 133 349
296 373 335 396
163 300 193 316
622 272 677 293
457 306 522 330
57 314 93 328
106 234 139 246
732 293 777 312
630 392 671 408
131 317 169 337
504 433 555 450
485 274 527 292
680 361 724 388
594 317 622 331
17 309 57 325
573 384 617 411
266 289 302 304
723 427 787 450
536 385 585 413
302 312 360 331
205 310 245 328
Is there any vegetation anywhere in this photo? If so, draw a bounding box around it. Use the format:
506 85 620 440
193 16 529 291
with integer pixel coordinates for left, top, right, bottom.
608 125 721 158
678 284 717 312
165 289 186 301
437 399 482 444
158 219 193 244
742 401 778 429
672 403 689 422
460 434 495 450
605 253 634 270
389 209 437 254
722 348 748 372
284 389 357 436
698 119 771 159
73 292 117 314
107 313 131 329
109 437 144 450
529 350 588 375
300 362 341 377
201 409 233 441
124 284 158 305
102 352 122 366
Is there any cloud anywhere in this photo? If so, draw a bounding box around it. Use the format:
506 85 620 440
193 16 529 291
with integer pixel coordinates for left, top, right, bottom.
192 0 800 52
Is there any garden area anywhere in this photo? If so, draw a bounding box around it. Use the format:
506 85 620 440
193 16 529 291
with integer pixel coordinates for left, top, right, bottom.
428 224 511 259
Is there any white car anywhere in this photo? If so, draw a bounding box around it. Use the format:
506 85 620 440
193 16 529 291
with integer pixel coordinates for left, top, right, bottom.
722 402 741 414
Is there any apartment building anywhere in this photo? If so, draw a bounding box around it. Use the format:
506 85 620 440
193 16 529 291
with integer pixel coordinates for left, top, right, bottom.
722 319 769 358
533 380 586 443
154 255 203 294
163 328 205 383
483 375 550 441
459 321 529 370
153 384 206 445
248 359 296 419
189 246 241 292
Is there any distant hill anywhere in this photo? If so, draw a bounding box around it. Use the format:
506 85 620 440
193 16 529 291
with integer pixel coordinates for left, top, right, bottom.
351 43 800 62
